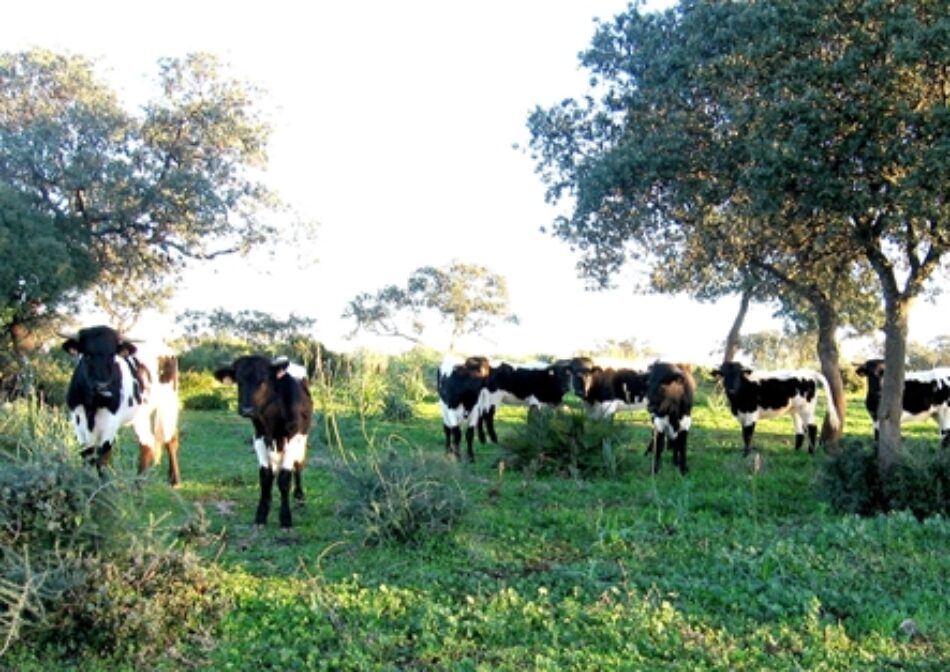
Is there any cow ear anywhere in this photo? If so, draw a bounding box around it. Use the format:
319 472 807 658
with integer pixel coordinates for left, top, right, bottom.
62 339 81 356
118 341 138 357
271 356 291 377
214 367 236 384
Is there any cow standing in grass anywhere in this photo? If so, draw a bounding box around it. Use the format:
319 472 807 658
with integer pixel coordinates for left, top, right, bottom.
437 356 491 461
855 359 950 446
647 362 695 475
714 362 840 455
62 325 181 485
214 355 313 528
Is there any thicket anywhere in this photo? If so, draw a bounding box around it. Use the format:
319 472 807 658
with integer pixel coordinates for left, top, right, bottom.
501 406 635 478
330 449 468 545
0 402 229 665
820 439 950 519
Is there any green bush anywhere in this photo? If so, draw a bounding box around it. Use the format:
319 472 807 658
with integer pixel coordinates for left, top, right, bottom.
179 370 234 411
381 391 414 422
501 406 633 478
819 439 950 519
0 402 229 663
331 450 467 545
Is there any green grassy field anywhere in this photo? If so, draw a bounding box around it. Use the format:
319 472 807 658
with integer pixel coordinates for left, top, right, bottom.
10 388 950 670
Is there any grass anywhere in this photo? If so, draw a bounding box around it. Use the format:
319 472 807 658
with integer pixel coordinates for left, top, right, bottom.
5 387 950 670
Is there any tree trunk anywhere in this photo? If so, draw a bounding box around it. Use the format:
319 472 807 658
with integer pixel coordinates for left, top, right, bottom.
813 297 845 445
722 289 751 363
877 296 911 473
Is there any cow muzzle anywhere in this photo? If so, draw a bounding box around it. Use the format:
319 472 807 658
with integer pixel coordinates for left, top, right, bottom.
239 406 256 418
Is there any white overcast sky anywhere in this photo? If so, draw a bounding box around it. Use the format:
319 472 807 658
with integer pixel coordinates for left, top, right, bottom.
5 0 947 364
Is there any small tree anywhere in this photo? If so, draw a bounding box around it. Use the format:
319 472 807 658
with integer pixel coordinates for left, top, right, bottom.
343 261 518 351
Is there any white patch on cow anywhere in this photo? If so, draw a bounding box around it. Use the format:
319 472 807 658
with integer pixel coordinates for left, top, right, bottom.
254 436 270 469
287 362 307 380
279 433 307 470
653 414 691 439
906 368 950 384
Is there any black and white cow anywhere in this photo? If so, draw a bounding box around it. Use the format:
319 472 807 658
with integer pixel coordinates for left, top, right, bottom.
62 325 181 485
854 359 950 446
476 359 575 446
714 361 840 455
437 356 491 461
647 362 695 475
214 355 313 527
571 358 650 419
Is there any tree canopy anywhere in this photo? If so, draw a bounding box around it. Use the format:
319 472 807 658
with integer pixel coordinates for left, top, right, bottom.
343 262 517 351
0 49 282 338
527 0 948 458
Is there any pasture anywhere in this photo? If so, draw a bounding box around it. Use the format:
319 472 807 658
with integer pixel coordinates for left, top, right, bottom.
6 382 950 670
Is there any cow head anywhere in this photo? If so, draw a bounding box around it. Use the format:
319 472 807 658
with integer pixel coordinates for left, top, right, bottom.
566 357 598 398
61 325 136 399
854 359 885 380
713 361 752 396
214 355 290 418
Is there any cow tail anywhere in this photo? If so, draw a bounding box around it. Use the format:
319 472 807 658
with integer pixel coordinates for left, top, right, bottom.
817 372 841 430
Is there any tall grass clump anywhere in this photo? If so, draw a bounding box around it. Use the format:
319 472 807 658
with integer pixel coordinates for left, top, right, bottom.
819 438 950 519
331 449 467 545
0 401 230 664
501 406 634 477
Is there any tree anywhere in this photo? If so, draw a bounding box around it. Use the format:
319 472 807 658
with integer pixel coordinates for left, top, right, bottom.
0 49 284 341
177 308 316 349
526 0 947 457
343 262 517 351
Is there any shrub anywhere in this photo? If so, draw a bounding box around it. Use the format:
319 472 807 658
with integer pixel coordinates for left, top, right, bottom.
331 450 467 545
381 391 414 422
501 406 633 478
0 402 229 663
180 370 234 411
819 439 950 519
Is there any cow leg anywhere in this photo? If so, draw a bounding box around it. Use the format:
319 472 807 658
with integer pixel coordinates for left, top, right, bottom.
293 462 305 502
256 466 274 525
277 469 293 528
138 443 156 474
476 415 487 444
465 426 476 462
97 440 114 473
484 406 498 443
942 430 950 448
807 424 818 454
450 426 462 460
443 424 452 452
742 424 756 456
166 434 181 487
674 431 689 475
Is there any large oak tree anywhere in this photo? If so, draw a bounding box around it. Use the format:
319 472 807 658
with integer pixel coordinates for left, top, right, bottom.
527 0 948 463
0 50 282 344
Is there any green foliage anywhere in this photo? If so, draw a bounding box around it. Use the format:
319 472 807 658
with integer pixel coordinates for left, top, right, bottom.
0 49 284 329
179 370 234 411
331 450 467 545
343 261 518 350
176 308 316 350
820 440 950 519
738 330 818 369
501 406 634 477
0 402 229 663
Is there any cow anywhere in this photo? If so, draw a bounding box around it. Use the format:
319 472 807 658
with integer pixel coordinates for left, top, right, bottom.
437 356 491 461
61 325 181 485
713 361 840 455
214 355 313 528
475 359 575 448
647 362 695 475
570 359 650 419
854 359 950 446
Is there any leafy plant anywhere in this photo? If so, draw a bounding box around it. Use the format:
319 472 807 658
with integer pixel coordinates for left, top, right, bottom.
501 406 633 477
331 450 467 545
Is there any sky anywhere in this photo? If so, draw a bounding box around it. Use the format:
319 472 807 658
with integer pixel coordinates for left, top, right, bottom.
5 0 947 365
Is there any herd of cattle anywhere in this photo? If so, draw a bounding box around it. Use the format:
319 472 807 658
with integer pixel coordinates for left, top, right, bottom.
58 326 950 528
